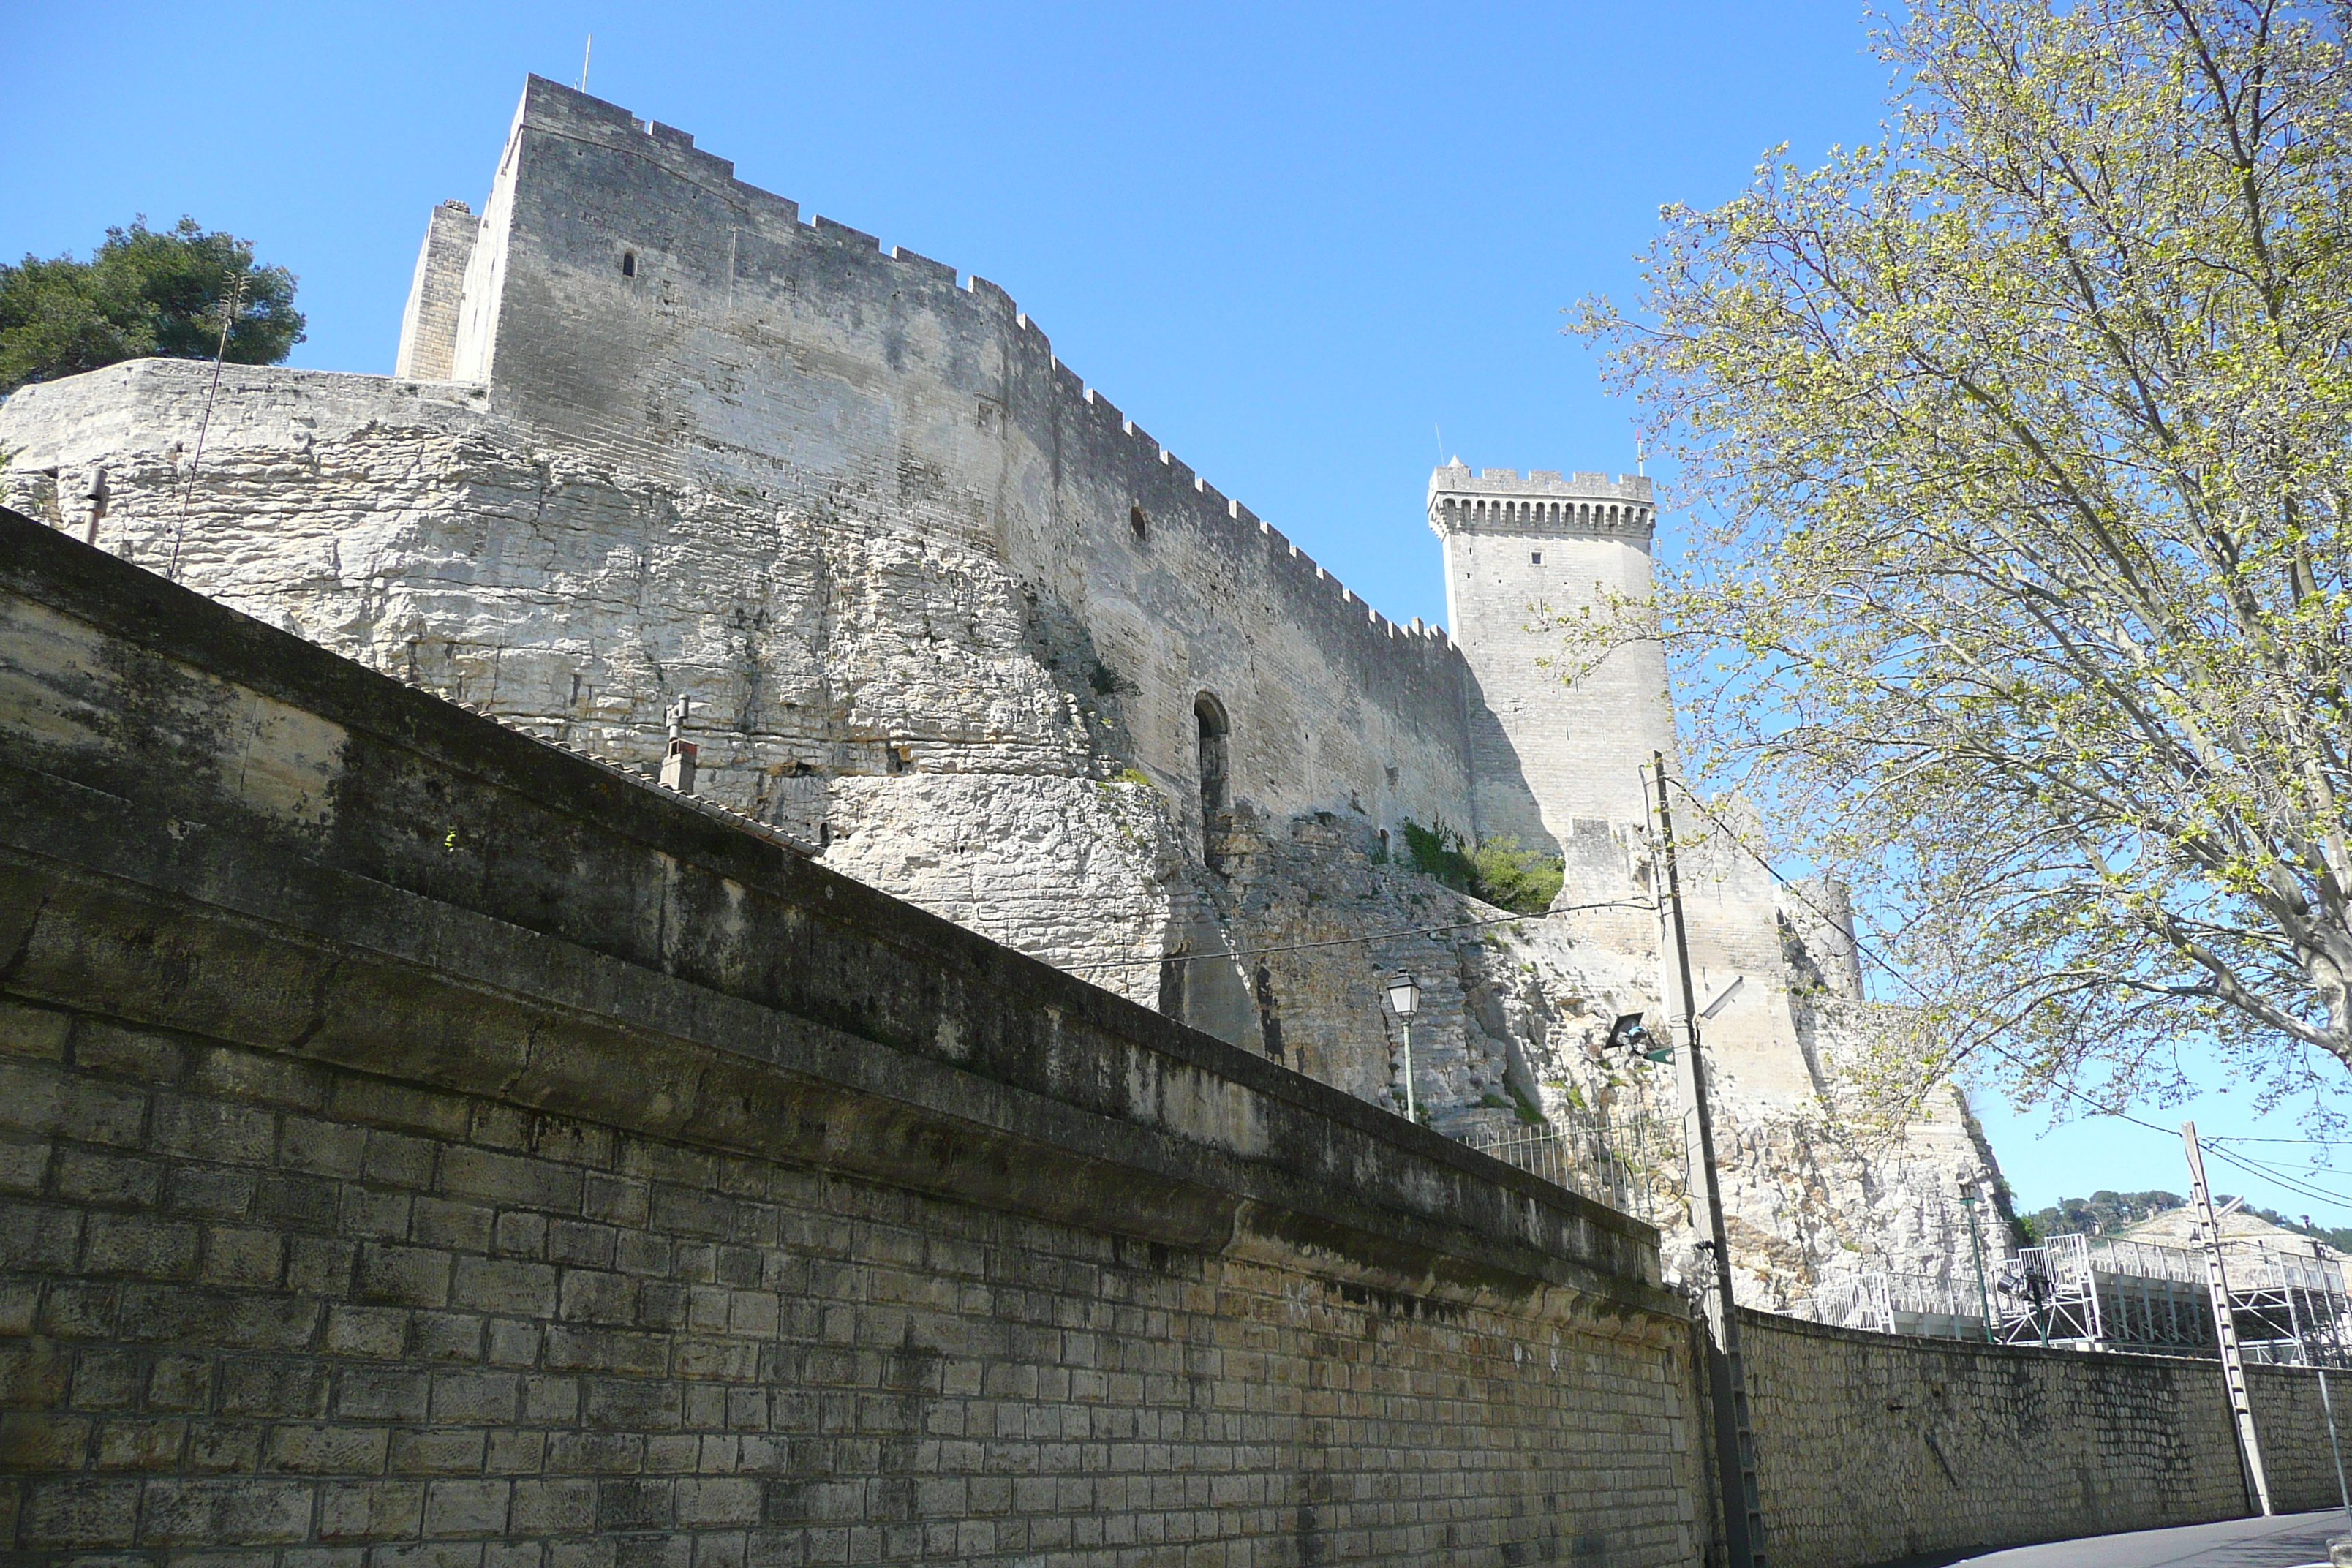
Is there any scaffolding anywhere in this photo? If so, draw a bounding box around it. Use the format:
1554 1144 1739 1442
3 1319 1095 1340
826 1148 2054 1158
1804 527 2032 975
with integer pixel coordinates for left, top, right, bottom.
1989 1231 2352 1365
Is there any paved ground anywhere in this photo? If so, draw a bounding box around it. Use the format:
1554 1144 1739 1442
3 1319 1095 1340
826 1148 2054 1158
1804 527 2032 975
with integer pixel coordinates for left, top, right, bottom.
1873 1511 2352 1568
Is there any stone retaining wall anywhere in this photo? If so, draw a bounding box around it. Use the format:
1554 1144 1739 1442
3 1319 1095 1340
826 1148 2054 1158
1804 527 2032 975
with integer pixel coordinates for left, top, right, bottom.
0 507 1702 1568
1738 1308 2352 1568
9 505 2352 1568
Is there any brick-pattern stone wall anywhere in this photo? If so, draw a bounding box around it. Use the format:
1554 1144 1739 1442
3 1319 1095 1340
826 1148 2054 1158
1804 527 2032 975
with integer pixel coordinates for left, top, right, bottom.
0 994 1700 1568
1737 1308 2352 1568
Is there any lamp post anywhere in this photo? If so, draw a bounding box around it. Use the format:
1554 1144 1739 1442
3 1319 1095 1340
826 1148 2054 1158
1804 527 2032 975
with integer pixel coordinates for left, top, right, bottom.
1386 972 1420 1122
1959 1178 1994 1342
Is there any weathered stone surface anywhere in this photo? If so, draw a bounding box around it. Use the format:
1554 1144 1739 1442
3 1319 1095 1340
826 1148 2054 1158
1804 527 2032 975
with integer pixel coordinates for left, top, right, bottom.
0 505 1711 1568
7 508 2351 1568
0 72 2000 1311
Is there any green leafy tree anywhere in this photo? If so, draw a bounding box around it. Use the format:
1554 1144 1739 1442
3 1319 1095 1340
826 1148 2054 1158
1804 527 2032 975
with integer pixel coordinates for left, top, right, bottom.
2026 1188 2352 1249
1573 0 2352 1120
0 216 304 393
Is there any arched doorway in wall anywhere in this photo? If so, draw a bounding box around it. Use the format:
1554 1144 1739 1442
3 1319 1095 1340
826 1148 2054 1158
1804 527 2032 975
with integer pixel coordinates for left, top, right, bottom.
1194 693 1230 823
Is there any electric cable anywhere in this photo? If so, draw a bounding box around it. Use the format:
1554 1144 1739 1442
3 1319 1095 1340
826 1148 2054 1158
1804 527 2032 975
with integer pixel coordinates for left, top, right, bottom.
1058 897 1654 976
1661 776 2352 1211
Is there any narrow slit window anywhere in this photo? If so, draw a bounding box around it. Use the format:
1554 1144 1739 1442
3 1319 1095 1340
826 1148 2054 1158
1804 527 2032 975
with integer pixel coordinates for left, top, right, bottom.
1131 505 1148 543
621 251 637 278
1195 693 1229 822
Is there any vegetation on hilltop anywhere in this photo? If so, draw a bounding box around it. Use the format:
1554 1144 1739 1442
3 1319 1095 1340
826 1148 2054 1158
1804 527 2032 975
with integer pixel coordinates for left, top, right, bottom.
2022 1187 2352 1252
0 217 304 393
1573 0 2352 1123
2022 1190 2185 1241
1400 818 1564 916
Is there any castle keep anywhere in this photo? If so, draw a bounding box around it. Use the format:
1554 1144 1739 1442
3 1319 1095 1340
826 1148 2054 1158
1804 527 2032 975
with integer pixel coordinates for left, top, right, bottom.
0 75 1989 1309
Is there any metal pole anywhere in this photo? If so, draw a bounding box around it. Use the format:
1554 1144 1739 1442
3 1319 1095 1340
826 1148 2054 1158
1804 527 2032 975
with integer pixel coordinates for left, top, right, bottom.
1401 1018 1416 1123
170 269 245 582
2318 1370 2351 1531
2183 1121 2273 1517
1651 755 1764 1568
2285 1261 2352 1528
1962 1183 1995 1343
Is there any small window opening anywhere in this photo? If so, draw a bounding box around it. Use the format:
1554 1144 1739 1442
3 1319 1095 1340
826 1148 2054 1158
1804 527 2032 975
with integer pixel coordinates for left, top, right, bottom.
621 251 637 278
1130 505 1148 543
1195 693 1230 823
1377 827 1391 862
1531 551 1543 565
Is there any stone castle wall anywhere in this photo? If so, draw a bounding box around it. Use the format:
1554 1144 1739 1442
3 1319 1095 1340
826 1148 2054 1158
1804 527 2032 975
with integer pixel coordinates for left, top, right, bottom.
446 77 1493 854
0 76 1997 1311
1428 465 1672 845
0 509 1704 1568
393 202 479 382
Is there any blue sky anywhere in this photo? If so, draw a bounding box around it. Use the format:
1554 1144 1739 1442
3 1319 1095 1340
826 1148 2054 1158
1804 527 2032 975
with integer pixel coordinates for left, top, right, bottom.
10 1 2345 1226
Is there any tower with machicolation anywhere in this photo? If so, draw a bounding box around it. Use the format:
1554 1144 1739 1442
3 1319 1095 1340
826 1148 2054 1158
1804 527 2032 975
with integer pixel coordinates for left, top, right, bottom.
1428 463 1672 851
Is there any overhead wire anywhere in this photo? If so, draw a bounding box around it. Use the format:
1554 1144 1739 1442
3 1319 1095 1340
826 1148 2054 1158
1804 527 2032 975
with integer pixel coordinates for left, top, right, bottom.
1058 897 1654 976
1660 775 2352 1212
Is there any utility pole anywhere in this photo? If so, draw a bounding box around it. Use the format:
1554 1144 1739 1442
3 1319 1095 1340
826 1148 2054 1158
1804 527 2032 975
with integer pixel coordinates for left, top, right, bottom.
170 269 246 581
2183 1121 2272 1517
1649 754 1765 1568
2285 1285 2352 1526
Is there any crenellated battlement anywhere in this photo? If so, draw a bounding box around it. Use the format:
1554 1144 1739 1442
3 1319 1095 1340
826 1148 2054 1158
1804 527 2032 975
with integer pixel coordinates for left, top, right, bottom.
1428 461 1656 542
475 77 1469 687
1431 463 1654 501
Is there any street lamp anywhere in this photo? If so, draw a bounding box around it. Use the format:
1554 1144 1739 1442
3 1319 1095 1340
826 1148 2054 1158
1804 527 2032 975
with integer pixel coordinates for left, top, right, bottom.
1959 1177 1995 1342
1386 972 1420 1122
1607 1011 1675 1065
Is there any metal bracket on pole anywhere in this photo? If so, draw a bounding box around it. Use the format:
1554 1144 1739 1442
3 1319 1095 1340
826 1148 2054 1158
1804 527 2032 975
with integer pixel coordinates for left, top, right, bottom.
1650 755 1765 1568
2183 1121 2272 1517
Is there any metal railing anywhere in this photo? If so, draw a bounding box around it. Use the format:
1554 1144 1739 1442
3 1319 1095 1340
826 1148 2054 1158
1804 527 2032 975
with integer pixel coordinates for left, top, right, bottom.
1463 1119 1662 1224
1790 1270 1989 1339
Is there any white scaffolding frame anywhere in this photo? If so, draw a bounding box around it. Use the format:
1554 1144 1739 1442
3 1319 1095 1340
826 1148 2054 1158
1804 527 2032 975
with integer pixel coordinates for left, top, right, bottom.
1989 1231 2352 1365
